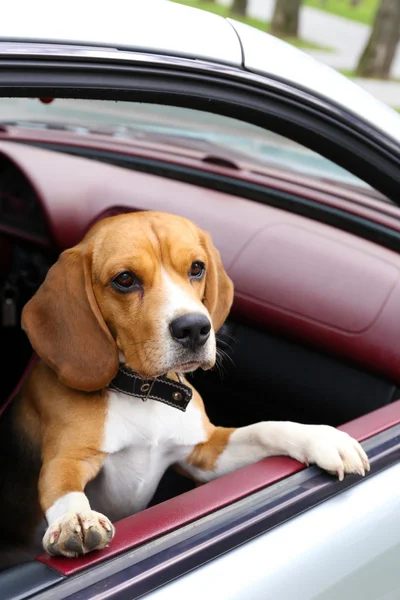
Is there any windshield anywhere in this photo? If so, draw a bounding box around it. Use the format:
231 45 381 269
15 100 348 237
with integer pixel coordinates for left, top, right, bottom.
0 98 375 193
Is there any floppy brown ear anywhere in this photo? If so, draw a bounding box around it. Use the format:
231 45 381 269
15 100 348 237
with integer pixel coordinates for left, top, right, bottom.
202 232 234 332
21 245 119 392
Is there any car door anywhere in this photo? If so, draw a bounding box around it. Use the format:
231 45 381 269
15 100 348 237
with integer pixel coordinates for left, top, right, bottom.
0 39 399 600
144 459 400 600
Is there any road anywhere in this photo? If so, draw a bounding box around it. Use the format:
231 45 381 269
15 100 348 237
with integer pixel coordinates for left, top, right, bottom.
218 0 400 107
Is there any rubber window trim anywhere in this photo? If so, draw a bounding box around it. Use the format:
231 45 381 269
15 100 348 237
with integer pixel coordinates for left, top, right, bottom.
0 57 399 202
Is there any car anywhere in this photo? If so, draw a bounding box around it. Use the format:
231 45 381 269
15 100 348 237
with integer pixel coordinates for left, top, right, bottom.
0 1 399 598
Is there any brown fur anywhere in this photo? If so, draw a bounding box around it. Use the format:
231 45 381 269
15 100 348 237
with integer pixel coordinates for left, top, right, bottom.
11 361 108 514
0 211 235 565
186 426 236 471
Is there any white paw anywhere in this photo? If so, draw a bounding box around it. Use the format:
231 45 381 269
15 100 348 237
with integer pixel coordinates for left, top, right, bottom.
43 510 115 557
302 425 370 481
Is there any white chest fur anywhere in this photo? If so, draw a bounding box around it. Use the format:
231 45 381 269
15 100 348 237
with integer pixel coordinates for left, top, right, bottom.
86 390 207 521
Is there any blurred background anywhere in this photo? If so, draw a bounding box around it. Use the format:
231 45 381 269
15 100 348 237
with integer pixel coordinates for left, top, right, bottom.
171 0 400 111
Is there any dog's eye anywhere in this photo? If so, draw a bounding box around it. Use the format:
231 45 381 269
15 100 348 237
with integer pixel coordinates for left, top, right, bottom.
112 271 140 293
189 261 205 279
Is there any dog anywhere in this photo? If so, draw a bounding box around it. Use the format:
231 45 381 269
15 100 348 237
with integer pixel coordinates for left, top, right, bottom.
0 211 369 563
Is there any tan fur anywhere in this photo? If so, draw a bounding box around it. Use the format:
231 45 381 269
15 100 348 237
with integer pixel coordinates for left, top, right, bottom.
21 247 119 392
186 426 236 472
19 361 107 513
201 231 234 332
166 374 236 473
175 384 235 473
23 212 233 386
17 211 234 535
1 210 369 563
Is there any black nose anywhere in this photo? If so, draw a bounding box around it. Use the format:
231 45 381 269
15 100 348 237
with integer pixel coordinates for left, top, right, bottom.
169 313 211 350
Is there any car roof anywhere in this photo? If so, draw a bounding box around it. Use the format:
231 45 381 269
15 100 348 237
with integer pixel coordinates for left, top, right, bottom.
1 0 242 65
229 20 400 145
2 0 400 144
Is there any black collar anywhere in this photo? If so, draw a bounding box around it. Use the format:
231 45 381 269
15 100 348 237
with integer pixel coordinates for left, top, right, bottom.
108 364 193 412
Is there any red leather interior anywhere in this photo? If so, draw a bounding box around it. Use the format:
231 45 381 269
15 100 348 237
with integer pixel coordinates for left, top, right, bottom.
2 140 400 383
36 398 400 575
231 224 397 333
2 127 400 231
1 139 399 576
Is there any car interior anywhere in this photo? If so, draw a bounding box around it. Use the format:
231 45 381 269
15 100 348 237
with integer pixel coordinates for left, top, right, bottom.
1 98 400 582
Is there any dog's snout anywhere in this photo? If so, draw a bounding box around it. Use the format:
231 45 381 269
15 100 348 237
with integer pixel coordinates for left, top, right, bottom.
169 313 211 350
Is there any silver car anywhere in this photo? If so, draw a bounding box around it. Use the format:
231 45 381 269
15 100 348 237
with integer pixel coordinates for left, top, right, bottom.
0 1 399 599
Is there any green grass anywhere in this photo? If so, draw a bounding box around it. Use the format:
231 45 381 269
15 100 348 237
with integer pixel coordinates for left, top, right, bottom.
170 0 333 51
339 68 400 82
304 0 379 25
339 68 364 79
282 36 332 51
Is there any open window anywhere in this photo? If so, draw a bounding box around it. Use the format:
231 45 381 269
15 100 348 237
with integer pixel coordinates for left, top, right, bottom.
0 56 400 598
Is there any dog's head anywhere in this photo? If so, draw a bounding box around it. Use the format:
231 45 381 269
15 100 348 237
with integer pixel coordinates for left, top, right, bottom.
22 211 234 391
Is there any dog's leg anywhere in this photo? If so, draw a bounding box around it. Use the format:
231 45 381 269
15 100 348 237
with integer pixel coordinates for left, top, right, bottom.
179 421 370 483
39 453 115 557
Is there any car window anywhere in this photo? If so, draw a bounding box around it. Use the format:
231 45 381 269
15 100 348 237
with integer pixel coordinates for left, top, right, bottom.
0 98 376 194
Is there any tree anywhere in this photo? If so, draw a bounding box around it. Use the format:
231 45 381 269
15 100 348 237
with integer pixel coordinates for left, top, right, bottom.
356 0 400 79
271 0 302 38
230 0 248 16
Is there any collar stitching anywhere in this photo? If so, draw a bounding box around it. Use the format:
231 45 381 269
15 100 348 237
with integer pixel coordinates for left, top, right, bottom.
118 366 190 392
108 383 187 411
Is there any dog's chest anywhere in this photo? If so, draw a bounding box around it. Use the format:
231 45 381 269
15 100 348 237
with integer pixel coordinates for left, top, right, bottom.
86 390 207 520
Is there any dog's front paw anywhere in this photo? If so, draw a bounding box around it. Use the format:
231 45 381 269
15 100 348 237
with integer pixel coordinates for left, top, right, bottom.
303 426 370 481
43 510 115 557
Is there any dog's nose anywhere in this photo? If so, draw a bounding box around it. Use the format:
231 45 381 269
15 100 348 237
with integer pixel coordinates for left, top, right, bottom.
169 313 211 350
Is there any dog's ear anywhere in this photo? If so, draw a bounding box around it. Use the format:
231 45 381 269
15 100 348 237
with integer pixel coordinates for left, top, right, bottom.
202 231 234 332
22 244 119 392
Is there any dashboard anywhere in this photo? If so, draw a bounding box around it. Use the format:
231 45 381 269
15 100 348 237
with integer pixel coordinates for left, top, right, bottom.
1 140 400 386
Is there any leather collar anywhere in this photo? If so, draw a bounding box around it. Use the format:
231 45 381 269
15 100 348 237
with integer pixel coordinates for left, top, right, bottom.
108 364 193 412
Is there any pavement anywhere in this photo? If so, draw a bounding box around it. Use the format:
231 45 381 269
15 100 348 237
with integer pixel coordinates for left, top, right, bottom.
218 0 400 107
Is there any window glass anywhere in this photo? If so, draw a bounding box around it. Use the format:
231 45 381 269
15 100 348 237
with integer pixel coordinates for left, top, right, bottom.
0 98 378 194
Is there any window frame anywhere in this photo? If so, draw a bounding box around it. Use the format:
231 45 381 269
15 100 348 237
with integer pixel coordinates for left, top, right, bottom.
1 46 400 599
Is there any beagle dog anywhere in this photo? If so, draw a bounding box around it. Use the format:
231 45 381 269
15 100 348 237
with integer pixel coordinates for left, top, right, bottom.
0 211 369 563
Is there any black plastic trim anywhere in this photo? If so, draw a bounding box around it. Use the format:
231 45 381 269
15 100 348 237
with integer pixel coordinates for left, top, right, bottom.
0 561 64 600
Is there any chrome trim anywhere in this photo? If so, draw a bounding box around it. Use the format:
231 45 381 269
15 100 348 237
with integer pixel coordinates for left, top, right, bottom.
0 41 325 105
0 41 241 71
